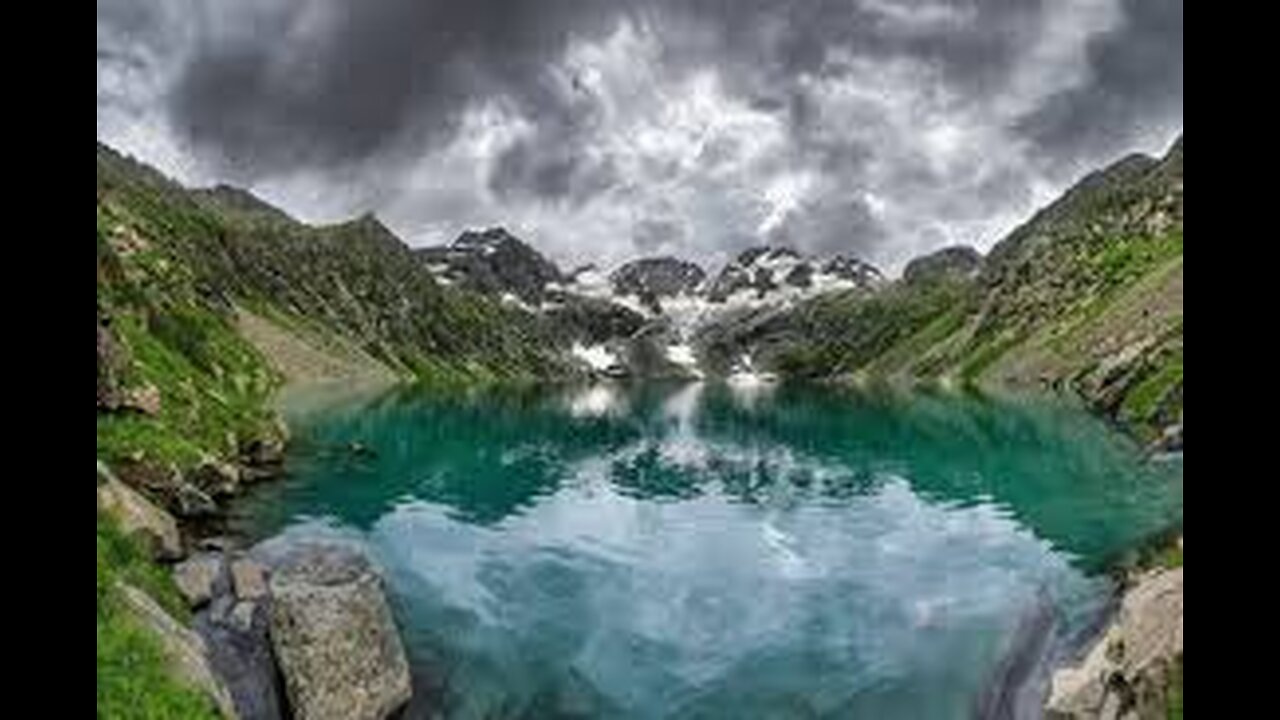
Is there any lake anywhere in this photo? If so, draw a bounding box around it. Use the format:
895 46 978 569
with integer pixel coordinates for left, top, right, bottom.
233 381 1183 719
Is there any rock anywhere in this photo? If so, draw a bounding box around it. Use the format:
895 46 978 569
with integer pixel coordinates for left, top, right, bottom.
241 465 285 483
609 257 707 301
97 310 124 410
173 481 220 519
240 424 288 479
198 594 285 720
198 536 239 553
173 554 228 609
543 295 647 346
1154 424 1183 453
231 558 270 600
117 582 239 719
121 382 163 416
97 464 183 561
114 459 211 519
902 245 983 285
822 255 884 288
268 544 412 720
417 226 564 306
192 460 241 499
241 436 286 469
1046 567 1183 719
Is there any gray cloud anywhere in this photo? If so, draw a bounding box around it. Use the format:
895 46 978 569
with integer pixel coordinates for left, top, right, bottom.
97 0 1183 274
1014 0 1183 176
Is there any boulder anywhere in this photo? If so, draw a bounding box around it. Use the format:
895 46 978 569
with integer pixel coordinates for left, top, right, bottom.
97 462 183 560
231 558 270 600
173 482 219 519
121 382 163 416
1046 567 1183 719
192 460 242 499
241 437 286 469
197 594 286 720
117 582 239 719
173 554 229 609
113 459 216 518
268 544 412 720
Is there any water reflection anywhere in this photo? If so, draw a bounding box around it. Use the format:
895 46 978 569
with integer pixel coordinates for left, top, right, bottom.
237 381 1182 720
243 381 1181 573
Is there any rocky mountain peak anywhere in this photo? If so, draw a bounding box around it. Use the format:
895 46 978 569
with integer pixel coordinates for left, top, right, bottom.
708 246 881 302
610 257 707 300
417 227 564 306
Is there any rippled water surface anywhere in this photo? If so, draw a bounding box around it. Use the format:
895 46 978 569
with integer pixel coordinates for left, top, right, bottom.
235 382 1182 719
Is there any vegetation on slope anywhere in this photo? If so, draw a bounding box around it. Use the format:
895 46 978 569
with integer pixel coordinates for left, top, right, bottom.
95 141 570 718
97 514 218 720
747 136 1185 441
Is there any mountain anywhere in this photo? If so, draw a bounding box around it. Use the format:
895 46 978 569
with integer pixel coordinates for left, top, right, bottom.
97 142 570 470
96 135 1184 718
97 133 1185 446
609 257 707 313
416 227 565 307
707 246 883 302
716 135 1185 441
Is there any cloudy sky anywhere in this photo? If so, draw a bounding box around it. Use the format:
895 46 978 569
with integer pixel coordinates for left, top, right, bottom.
97 0 1182 274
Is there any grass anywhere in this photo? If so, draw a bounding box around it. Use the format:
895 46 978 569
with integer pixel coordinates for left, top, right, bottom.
97 310 279 468
1120 351 1183 428
1167 654 1183 720
97 515 218 719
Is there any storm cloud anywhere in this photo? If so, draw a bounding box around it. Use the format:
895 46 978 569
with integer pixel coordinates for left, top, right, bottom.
97 0 1183 273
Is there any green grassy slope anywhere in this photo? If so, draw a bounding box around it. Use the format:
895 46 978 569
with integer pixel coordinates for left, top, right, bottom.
759 136 1184 441
96 142 570 717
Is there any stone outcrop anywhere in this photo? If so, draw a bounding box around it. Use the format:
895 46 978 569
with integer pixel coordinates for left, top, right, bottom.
268 544 412 720
902 245 983 285
417 226 565 306
97 461 183 560
172 549 287 720
173 554 228 609
1046 567 1183 719
97 308 125 410
118 582 240 719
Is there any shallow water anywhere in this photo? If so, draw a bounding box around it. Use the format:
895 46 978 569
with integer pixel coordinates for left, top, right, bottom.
234 382 1182 719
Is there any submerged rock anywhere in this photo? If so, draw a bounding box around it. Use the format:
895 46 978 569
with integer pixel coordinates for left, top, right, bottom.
268 544 412 720
1046 567 1183 719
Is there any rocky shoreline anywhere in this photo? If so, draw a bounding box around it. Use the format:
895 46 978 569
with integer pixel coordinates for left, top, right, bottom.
1045 553 1184 720
98 420 414 720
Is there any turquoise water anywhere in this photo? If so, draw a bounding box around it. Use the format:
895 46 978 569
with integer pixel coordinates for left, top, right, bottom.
235 382 1182 719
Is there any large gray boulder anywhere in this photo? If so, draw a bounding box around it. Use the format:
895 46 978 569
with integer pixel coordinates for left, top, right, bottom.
97 461 183 560
268 544 411 720
1046 566 1183 719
